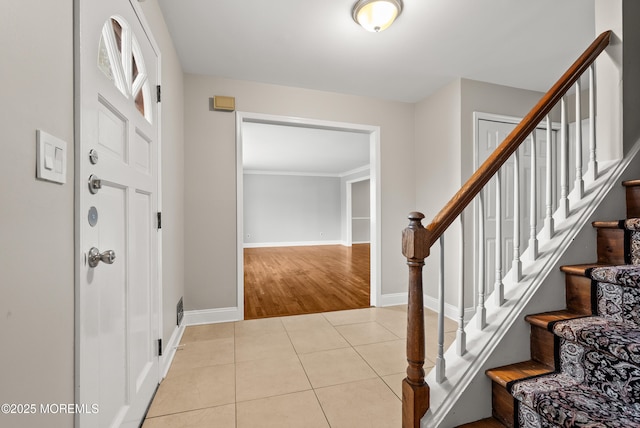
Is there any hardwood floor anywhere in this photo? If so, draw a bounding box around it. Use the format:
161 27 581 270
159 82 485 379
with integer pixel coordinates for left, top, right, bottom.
244 244 370 319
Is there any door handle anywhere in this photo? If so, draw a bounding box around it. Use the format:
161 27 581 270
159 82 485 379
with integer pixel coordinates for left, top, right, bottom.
88 174 102 194
88 247 116 268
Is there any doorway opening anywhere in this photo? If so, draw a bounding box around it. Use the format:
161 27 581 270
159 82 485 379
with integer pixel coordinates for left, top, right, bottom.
236 112 381 319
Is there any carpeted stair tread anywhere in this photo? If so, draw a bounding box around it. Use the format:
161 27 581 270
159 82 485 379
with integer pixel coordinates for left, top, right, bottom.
625 218 640 230
524 310 582 330
553 316 640 364
589 264 640 287
486 360 554 388
511 373 640 427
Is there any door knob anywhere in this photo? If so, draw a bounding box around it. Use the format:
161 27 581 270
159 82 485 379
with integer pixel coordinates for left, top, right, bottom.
88 247 116 268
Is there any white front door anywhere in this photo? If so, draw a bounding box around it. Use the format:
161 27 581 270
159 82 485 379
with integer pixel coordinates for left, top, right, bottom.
76 0 160 426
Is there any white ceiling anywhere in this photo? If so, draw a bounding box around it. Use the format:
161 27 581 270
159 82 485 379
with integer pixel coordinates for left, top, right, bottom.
156 0 595 103
156 0 596 174
242 122 370 175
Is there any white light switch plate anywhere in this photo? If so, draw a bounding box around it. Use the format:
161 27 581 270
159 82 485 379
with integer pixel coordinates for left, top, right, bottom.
36 130 67 184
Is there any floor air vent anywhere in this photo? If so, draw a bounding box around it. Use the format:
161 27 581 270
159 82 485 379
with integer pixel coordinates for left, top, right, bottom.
177 297 184 326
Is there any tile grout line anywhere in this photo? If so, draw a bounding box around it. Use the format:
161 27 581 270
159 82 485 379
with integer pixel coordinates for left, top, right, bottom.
286 313 333 427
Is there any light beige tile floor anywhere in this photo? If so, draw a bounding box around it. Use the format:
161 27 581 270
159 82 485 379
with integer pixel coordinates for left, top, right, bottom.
143 306 456 427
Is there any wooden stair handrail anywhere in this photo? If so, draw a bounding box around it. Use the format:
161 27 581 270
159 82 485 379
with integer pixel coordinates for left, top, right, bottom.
426 30 611 247
402 30 612 428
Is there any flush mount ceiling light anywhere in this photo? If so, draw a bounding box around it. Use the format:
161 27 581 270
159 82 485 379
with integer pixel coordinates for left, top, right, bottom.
352 0 403 32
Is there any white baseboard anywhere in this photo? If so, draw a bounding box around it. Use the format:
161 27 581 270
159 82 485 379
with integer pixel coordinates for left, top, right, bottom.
160 323 185 379
183 306 242 325
377 292 475 320
243 240 343 248
379 292 407 307
424 294 476 321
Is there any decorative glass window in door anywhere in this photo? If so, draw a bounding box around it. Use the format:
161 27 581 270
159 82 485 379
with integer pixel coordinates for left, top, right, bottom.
98 16 152 123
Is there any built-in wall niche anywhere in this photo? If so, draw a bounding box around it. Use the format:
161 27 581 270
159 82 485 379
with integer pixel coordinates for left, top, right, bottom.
351 179 370 244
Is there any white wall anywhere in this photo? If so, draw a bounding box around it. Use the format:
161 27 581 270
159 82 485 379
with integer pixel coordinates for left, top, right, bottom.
0 2 75 426
414 80 462 302
243 174 341 245
184 74 415 310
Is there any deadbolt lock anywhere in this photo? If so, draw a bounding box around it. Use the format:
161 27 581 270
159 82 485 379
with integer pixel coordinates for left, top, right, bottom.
89 149 99 165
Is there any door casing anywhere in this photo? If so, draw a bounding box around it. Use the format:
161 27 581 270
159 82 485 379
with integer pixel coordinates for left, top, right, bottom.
236 111 381 319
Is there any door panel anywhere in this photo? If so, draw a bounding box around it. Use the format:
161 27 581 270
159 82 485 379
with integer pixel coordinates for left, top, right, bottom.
97 183 127 427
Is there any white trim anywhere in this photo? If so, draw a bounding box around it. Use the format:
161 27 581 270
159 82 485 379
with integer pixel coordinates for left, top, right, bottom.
340 165 371 178
131 0 165 395
159 323 185 379
236 112 382 313
379 292 407 307
244 170 342 177
244 164 370 178
184 307 242 326
346 179 352 247
244 240 343 248
423 294 476 321
378 292 475 320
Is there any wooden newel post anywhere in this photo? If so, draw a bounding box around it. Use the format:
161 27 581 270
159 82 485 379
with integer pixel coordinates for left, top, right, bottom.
402 211 431 428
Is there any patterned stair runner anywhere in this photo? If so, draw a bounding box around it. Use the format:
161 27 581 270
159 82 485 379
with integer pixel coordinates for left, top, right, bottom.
508 220 640 427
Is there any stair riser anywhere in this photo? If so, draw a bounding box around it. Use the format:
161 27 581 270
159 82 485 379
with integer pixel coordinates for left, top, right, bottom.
530 326 555 368
626 185 640 218
565 274 593 315
596 227 626 265
491 381 515 428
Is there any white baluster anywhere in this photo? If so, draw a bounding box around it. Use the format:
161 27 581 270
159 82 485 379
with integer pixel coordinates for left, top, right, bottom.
512 147 522 282
529 133 538 260
435 236 445 383
477 193 486 329
495 169 504 305
588 65 598 181
457 216 466 356
575 79 584 198
559 97 570 218
544 115 554 239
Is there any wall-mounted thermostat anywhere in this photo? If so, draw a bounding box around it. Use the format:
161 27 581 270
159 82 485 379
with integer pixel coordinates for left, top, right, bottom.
36 130 67 184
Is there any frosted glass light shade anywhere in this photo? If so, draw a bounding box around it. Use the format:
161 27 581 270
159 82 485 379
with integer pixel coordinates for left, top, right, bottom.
352 0 403 32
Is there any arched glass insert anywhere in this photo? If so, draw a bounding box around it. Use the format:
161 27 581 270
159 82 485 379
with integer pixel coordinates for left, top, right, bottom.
97 16 152 123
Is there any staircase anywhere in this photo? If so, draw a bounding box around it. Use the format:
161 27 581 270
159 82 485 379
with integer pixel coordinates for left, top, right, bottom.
401 31 616 428
459 179 640 427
